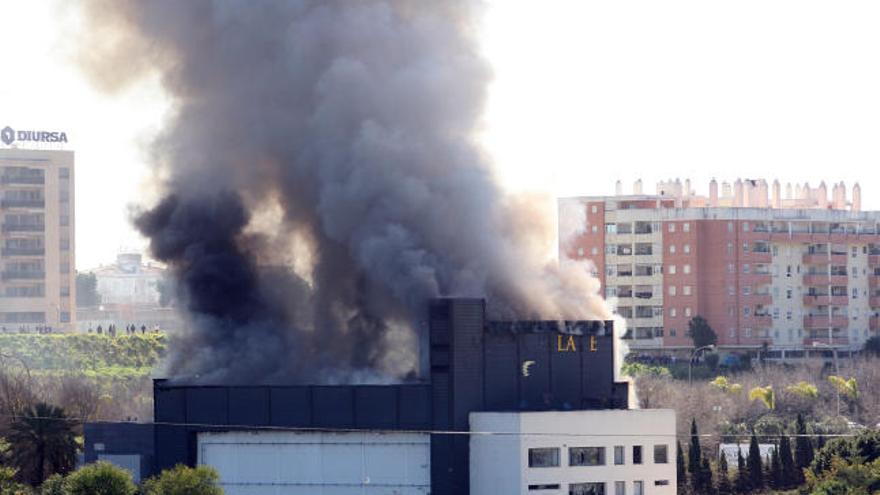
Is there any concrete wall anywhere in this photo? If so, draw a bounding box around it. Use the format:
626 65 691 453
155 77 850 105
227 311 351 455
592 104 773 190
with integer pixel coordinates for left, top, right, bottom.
470 409 677 495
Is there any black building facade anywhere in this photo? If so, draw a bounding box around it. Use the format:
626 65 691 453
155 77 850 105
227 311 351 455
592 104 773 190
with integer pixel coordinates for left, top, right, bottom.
87 298 628 493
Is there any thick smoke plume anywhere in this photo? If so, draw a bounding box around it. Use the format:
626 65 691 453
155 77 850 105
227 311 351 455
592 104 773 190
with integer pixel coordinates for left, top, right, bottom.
78 0 611 384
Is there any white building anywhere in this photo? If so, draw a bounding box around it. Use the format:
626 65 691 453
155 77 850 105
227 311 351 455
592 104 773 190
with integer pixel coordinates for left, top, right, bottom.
470 409 677 495
92 252 164 305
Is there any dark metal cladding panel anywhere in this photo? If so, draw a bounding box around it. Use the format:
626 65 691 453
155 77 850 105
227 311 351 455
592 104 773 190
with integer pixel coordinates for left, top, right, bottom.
154 426 188 473
517 333 552 410
269 387 312 426
228 387 270 426
483 332 518 411
429 301 451 347
431 371 450 429
549 334 582 409
582 334 616 407
354 387 397 429
450 299 484 429
154 387 186 423
185 388 229 425
312 386 355 428
397 385 431 429
430 435 453 495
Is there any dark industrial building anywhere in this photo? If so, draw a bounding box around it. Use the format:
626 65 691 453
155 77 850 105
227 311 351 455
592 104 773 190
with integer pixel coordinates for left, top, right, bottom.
85 298 629 494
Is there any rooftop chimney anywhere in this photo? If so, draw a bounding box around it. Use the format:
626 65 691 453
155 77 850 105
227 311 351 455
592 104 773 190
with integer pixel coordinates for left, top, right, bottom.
709 178 718 206
853 183 862 211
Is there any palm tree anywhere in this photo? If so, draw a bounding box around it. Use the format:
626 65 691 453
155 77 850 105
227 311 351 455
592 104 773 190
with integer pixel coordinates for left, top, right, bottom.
6 402 78 485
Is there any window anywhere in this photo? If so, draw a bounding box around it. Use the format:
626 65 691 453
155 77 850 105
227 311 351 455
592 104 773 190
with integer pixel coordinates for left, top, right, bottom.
632 446 643 465
614 481 625 495
591 247 598 256
59 168 70 179
683 222 690 232
684 244 691 254
743 222 750 232
668 286 677 296
633 481 644 495
570 447 605 466
745 328 753 338
591 225 598 233
528 448 560 468
591 205 598 214
669 265 677 275
577 248 584 257
685 307 692 317
743 241 749 253
669 245 676 254
653 445 669 464
744 306 751 316
654 480 670 486
668 223 675 233
743 286 751 296
727 263 734 274
614 446 625 465
683 264 691 274
727 242 733 255
669 308 677 318
570 483 605 495
728 222 734 232
529 484 561 491
683 286 692 296
60 311 70 323
743 264 750 274
786 289 792 300
670 329 677 337
60 286 70 297
728 286 735 296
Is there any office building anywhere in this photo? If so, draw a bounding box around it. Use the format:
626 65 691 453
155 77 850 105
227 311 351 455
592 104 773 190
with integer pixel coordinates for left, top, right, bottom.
0 148 75 331
560 178 879 353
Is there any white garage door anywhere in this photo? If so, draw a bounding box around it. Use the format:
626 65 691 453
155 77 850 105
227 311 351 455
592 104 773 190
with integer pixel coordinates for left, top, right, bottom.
198 431 430 495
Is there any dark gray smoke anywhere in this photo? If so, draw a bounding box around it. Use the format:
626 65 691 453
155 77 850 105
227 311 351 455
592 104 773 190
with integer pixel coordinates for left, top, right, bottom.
78 0 609 384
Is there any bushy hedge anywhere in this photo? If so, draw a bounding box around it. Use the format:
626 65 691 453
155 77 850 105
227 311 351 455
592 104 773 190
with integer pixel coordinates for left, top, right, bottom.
0 334 166 373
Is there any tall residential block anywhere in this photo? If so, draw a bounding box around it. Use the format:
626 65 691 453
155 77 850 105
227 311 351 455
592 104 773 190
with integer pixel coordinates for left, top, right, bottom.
0 149 75 331
560 179 876 352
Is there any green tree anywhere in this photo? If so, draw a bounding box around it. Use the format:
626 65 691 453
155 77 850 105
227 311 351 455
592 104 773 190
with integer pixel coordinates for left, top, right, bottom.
700 455 715 494
688 315 717 348
75 272 101 308
811 430 880 477
807 457 880 494
7 403 77 485
676 440 686 494
794 413 814 483
0 466 32 495
142 465 223 495
747 433 763 490
734 448 748 494
717 453 733 495
768 445 781 489
688 419 702 493
39 474 66 495
65 462 136 495
779 434 796 488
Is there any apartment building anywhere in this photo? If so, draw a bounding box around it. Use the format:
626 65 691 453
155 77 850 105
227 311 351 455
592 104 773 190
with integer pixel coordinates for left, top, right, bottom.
0 148 75 331
560 178 879 352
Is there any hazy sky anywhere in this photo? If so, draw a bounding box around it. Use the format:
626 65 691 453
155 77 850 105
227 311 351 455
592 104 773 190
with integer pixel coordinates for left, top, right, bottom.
3 1 880 269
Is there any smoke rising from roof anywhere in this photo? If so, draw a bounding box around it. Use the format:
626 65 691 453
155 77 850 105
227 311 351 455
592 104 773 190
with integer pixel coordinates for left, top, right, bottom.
78 0 610 384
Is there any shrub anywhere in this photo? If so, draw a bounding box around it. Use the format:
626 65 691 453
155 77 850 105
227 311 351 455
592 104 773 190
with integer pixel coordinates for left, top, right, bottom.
65 462 136 495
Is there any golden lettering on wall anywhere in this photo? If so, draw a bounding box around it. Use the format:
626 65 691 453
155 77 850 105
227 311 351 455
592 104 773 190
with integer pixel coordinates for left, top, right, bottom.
556 334 577 352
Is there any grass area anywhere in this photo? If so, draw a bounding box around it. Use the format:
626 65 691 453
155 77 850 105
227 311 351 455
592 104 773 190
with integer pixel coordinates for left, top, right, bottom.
0 333 166 377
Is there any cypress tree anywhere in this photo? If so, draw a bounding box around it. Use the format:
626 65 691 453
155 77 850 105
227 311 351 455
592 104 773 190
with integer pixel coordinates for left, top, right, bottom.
734 448 749 493
747 433 764 490
717 453 733 495
701 455 716 494
689 419 702 493
769 444 782 489
794 414 813 481
676 440 686 494
779 434 796 488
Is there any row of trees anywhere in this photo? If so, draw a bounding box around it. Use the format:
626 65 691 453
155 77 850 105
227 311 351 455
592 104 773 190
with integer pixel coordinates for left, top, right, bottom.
679 415 818 494
36 463 221 495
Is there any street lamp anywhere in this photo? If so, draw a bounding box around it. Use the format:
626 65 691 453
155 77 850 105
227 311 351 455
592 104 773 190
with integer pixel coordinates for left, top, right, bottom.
813 341 841 416
688 344 716 385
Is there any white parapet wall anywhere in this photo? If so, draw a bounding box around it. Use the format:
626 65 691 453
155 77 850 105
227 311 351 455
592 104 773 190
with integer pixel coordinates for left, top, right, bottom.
470 409 677 495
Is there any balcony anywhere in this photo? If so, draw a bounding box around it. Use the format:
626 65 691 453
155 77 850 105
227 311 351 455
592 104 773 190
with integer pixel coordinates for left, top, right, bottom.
803 337 850 347
870 276 880 289
752 315 773 327
870 255 880 266
802 274 848 286
0 199 44 209
0 248 44 256
803 294 848 306
0 176 44 185
871 317 880 330
802 253 847 265
1 271 45 280
1 224 44 233
803 315 849 329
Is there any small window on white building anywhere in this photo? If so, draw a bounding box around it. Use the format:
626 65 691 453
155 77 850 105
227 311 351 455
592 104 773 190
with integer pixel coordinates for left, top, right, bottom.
570 483 606 495
632 446 643 465
614 481 626 495
655 480 671 486
654 445 669 464
633 481 644 495
569 447 605 466
528 448 560 468
614 446 625 465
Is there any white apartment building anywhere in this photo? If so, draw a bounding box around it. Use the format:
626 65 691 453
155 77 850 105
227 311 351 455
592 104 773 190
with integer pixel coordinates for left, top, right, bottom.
470 410 677 495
